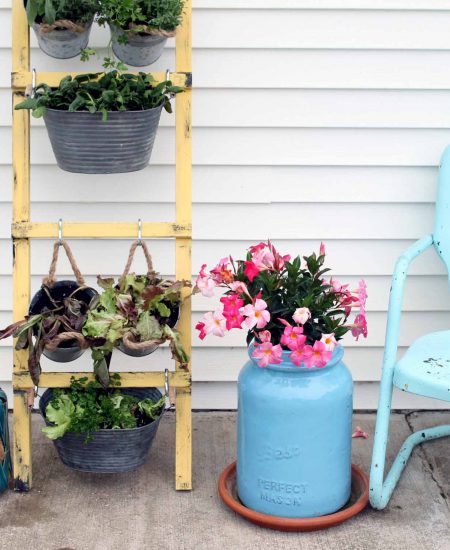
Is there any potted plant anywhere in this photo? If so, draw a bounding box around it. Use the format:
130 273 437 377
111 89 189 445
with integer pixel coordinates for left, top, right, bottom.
195 240 368 519
24 0 98 59
98 0 185 67
40 374 166 472
14 71 183 174
82 240 190 386
0 241 97 386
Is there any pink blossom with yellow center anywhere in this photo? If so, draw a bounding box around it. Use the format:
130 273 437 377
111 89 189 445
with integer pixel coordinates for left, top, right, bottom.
252 342 283 368
292 307 311 325
302 341 332 369
241 299 270 329
320 333 337 352
280 325 307 351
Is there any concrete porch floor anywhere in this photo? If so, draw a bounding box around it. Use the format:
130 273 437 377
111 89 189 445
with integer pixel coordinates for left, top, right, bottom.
0 411 449 550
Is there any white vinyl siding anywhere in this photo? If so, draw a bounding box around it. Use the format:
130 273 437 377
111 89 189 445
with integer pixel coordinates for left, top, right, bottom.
1 0 450 409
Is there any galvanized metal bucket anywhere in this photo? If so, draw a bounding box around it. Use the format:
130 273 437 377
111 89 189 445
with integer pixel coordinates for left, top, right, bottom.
0 388 11 493
40 387 164 473
29 280 97 363
43 106 163 173
32 21 93 59
109 23 167 67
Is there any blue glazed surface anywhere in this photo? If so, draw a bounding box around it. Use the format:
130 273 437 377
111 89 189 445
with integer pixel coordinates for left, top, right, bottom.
237 344 353 518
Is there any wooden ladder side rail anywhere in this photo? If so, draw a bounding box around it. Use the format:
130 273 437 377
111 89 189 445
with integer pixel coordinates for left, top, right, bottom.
10 0 193 492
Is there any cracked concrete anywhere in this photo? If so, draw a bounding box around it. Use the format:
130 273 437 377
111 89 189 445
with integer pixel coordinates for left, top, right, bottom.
0 411 448 550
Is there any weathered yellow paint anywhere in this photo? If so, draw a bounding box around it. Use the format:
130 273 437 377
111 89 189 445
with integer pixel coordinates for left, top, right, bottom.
14 370 191 389
12 71 191 90
12 0 32 492
12 0 193 491
13 391 32 491
175 0 193 491
12 221 192 239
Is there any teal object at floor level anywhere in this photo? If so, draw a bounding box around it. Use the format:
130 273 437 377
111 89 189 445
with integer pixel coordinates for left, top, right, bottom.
370 145 450 510
0 388 11 493
237 345 353 518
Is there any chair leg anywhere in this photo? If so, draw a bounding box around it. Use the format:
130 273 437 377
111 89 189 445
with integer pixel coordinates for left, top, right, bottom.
371 380 450 510
370 366 395 509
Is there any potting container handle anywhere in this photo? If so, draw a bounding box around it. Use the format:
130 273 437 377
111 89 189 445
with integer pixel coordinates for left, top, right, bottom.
42 223 86 287
120 233 158 282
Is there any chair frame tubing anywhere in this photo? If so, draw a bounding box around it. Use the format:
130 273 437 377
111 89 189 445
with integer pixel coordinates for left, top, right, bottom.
369 234 450 509
11 0 193 492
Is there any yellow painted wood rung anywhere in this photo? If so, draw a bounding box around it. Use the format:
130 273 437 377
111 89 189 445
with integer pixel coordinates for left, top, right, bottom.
12 221 192 239
13 370 191 389
12 70 192 90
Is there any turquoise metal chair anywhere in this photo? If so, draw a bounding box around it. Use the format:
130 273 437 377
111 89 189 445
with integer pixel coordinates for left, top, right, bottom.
370 146 450 510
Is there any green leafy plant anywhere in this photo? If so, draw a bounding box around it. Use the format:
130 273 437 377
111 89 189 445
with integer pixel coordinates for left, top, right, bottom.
82 274 190 386
25 0 99 26
0 285 98 385
98 0 184 32
42 374 166 441
15 71 184 121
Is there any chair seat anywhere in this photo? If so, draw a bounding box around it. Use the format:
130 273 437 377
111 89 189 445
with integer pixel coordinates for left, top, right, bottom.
393 330 450 402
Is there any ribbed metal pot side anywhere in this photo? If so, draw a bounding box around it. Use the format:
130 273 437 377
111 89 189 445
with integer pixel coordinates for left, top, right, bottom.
40 387 164 473
43 106 163 174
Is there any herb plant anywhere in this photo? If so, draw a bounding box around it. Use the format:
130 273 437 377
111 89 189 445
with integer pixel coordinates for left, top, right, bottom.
98 0 184 32
82 274 190 385
0 285 98 385
25 0 99 26
42 375 165 441
15 71 184 121
195 241 368 368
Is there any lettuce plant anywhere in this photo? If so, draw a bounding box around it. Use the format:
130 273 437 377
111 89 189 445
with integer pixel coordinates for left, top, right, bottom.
42 375 165 440
83 274 190 385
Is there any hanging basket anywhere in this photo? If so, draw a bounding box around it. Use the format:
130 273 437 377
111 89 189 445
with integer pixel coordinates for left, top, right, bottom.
39 387 164 473
32 19 93 59
30 240 96 364
117 240 180 357
43 105 163 174
109 23 170 67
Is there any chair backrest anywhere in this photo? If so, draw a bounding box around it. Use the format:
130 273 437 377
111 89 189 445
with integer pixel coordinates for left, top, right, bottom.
434 146 450 275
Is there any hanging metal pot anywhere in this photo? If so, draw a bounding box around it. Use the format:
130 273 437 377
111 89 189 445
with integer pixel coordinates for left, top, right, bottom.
43 106 163 174
109 23 170 67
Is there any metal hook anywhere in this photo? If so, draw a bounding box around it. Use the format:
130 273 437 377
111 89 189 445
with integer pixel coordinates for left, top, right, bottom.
137 218 142 246
31 68 36 98
166 69 171 82
164 368 172 410
58 218 63 246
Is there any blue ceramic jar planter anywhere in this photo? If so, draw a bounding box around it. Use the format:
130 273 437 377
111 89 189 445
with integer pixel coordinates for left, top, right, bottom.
237 345 353 518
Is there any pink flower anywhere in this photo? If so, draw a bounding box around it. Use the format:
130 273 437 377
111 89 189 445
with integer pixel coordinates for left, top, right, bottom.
241 299 270 329
257 330 272 343
199 309 226 338
280 325 307 351
195 321 207 340
292 307 311 325
210 257 234 284
244 261 260 282
302 341 332 368
330 278 349 293
252 342 283 368
220 294 244 312
224 310 244 330
229 280 251 299
290 348 305 367
351 313 368 340
248 242 266 254
251 248 275 270
195 264 216 297
352 426 369 439
357 280 368 314
320 333 337 352
320 242 326 256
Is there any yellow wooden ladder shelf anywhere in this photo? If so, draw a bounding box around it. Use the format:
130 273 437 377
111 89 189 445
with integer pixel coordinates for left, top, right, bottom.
11 0 192 491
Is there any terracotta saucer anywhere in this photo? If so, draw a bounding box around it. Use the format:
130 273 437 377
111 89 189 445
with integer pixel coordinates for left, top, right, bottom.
218 462 369 532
